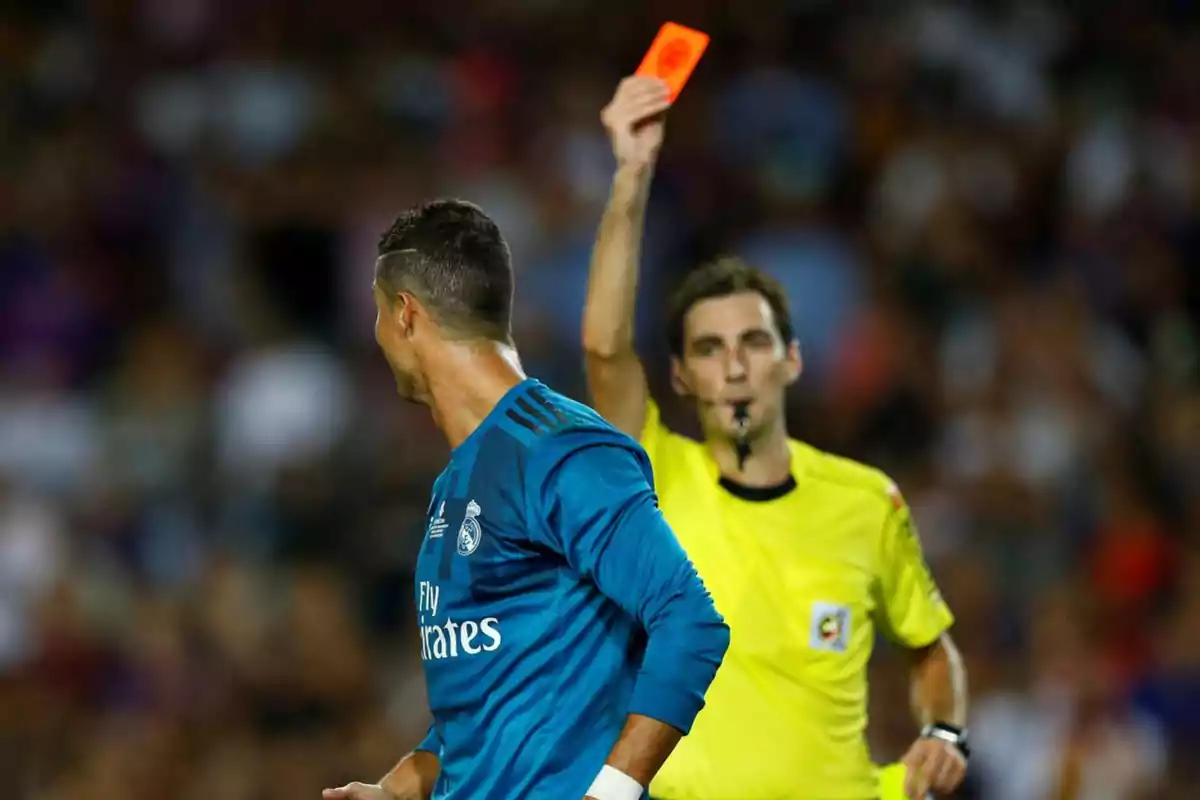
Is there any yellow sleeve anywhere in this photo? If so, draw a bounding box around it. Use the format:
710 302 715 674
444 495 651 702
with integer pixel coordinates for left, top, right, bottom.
873 485 954 648
877 763 909 800
639 397 669 469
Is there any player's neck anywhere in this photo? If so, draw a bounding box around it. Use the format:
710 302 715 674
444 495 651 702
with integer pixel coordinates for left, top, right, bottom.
422 340 526 450
708 423 791 487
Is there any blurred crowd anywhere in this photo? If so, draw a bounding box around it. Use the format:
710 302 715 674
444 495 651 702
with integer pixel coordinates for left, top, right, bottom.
1 1 1198 797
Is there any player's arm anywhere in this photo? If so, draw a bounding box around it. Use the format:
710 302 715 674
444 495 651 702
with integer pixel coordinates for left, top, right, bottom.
322 726 439 800
379 749 440 800
872 486 969 799
531 432 730 796
582 77 670 438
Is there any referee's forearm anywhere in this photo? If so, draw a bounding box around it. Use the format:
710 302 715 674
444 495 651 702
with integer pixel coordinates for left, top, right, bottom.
908 633 967 726
582 165 649 359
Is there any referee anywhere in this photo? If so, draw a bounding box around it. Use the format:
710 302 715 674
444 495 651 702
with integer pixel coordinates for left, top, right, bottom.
582 77 970 800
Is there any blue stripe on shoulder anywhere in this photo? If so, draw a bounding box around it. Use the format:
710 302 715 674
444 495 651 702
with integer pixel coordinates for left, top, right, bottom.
496 409 541 448
495 384 618 449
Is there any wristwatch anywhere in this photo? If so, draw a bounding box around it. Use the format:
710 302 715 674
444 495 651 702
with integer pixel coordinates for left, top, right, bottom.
921 722 970 760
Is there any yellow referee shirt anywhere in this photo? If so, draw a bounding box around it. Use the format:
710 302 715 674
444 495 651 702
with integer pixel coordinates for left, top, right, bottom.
641 401 954 800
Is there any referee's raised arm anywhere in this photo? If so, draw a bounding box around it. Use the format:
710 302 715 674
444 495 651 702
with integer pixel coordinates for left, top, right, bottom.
582 77 670 439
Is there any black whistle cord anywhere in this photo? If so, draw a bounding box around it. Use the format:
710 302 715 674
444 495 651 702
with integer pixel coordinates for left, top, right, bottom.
735 439 751 471
733 401 751 471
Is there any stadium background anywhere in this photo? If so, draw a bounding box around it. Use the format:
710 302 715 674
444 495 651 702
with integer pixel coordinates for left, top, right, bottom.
1 1 1198 797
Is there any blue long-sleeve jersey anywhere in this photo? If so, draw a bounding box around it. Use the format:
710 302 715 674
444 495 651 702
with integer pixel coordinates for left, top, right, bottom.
410 379 728 799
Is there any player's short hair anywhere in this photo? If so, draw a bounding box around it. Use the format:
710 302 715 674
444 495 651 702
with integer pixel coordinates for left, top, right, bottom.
666 256 794 356
376 199 514 342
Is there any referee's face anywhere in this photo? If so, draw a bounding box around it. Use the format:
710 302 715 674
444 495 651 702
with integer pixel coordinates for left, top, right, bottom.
673 290 801 440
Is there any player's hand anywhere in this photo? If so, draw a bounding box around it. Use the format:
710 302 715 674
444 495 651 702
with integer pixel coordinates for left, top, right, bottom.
900 737 966 798
322 781 394 800
601 76 671 171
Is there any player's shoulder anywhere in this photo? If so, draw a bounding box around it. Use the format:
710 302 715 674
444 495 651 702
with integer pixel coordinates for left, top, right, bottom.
790 439 900 512
498 380 645 463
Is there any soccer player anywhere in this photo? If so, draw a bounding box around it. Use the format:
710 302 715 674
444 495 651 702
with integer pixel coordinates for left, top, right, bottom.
323 200 730 800
582 77 970 800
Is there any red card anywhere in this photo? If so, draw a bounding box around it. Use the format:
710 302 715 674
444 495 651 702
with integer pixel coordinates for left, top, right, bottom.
635 22 710 102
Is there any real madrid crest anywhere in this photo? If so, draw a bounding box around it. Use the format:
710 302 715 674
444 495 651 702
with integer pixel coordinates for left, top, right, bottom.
457 499 483 556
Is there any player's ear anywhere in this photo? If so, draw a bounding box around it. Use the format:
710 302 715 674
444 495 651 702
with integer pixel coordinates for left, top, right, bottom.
783 339 802 386
670 356 693 397
394 291 418 338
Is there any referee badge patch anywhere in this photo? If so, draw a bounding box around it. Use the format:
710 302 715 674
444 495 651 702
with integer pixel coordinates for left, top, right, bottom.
810 602 851 653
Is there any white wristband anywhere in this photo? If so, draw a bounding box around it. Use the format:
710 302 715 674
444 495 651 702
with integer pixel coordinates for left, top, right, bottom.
586 764 644 800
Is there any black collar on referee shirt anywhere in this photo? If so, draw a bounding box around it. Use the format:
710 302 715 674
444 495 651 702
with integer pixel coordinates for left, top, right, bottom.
718 474 797 502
